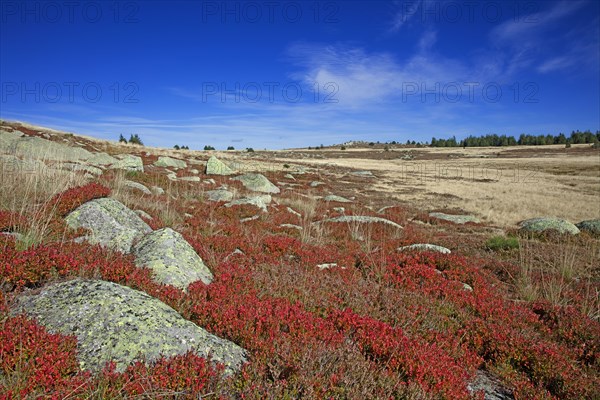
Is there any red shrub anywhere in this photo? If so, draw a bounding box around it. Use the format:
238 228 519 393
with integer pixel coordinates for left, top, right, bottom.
49 182 110 217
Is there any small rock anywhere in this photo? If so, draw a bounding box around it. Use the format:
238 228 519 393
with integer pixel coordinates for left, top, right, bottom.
240 215 260 223
151 186 165 195
124 180 151 195
225 195 272 212
398 244 451 254
280 224 303 231
179 176 201 182
310 181 325 187
319 215 403 229
350 170 374 178
429 212 480 225
333 207 345 213
287 207 301 218
323 195 352 203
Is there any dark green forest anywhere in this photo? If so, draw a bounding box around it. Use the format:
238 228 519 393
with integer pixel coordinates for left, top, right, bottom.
431 130 600 147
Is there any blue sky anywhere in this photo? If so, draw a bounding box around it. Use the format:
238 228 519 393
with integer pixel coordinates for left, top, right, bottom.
1 0 599 149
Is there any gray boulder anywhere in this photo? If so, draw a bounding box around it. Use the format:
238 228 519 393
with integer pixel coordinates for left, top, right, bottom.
65 198 151 253
320 215 403 229
429 212 480 224
110 154 144 172
206 156 235 175
132 228 213 290
206 189 234 202
1 132 92 162
87 152 119 166
232 173 280 194
576 219 600 235
398 243 451 254
154 156 187 169
13 279 246 374
519 218 580 235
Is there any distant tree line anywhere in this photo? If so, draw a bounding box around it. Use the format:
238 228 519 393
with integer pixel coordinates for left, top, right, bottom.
173 145 190 150
119 134 144 146
430 130 600 147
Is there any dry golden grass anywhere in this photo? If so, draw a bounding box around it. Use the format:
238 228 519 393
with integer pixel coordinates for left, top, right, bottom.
281 146 600 227
0 150 88 248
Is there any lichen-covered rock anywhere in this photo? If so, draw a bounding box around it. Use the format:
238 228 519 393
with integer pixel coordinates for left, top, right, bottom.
310 181 325 188
398 243 451 254
320 215 403 229
124 180 151 195
154 156 187 169
206 189 234 202
132 228 213 289
429 212 480 224
65 198 151 253
87 152 119 166
323 195 352 203
232 173 280 194
576 219 600 235
0 153 45 173
110 154 144 172
225 195 272 212
519 218 580 235
58 162 103 176
13 279 246 374
1 132 92 162
206 156 235 175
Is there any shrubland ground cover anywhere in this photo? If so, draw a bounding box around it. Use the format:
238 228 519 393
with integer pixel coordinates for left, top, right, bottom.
0 130 599 399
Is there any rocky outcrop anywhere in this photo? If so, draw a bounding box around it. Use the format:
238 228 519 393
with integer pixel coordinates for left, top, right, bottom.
206 156 235 175
429 212 480 224
232 173 280 194
519 218 580 235
132 228 214 290
65 198 151 253
154 156 187 169
14 279 247 374
0 130 93 162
